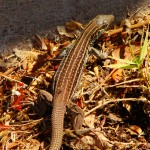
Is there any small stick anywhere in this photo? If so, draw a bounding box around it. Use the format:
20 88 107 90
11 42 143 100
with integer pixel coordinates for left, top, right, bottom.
108 19 150 36
85 97 148 116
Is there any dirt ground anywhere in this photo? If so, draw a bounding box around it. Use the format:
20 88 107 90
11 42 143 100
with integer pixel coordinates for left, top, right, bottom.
0 0 150 53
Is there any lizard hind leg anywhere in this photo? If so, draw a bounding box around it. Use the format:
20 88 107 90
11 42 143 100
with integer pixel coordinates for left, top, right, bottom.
67 103 84 134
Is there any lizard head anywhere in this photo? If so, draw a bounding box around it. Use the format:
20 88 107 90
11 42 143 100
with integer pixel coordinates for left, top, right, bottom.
94 15 114 28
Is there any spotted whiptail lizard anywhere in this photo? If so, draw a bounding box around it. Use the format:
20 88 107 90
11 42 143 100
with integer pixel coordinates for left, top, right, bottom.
49 15 114 150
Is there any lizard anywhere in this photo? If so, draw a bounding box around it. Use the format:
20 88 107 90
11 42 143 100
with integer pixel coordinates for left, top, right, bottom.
49 14 114 150
35 15 114 150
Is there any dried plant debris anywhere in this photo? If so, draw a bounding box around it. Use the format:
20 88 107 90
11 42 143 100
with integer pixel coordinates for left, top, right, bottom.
0 15 150 150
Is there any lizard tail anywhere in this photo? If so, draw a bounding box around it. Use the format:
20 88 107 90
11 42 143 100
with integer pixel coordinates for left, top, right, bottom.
49 106 66 150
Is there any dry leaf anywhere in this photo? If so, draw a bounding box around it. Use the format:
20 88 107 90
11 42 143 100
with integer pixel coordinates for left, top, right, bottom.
108 113 122 122
143 103 150 116
65 20 84 31
93 63 99 77
123 101 131 112
57 26 74 38
112 68 123 82
35 34 48 50
14 48 39 61
84 114 95 128
127 125 144 136
0 130 9 138
74 135 94 150
94 131 113 149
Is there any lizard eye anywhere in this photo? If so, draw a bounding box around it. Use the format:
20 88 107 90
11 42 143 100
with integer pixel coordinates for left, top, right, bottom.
103 19 109 25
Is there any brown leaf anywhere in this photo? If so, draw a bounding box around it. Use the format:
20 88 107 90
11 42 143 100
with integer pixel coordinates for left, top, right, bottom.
112 68 123 82
65 20 84 32
57 26 74 38
35 34 48 50
84 114 95 128
128 125 144 136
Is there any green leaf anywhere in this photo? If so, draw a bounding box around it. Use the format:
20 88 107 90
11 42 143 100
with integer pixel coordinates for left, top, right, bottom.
108 56 136 65
105 26 149 70
104 63 138 69
138 27 149 63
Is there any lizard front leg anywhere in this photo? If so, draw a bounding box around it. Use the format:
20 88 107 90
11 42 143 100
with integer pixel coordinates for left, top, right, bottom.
34 90 53 116
34 90 84 133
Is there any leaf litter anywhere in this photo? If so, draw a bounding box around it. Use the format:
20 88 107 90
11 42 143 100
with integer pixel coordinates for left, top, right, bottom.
0 15 150 150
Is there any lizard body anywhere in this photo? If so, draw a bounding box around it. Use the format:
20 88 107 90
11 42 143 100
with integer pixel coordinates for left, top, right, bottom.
50 15 114 150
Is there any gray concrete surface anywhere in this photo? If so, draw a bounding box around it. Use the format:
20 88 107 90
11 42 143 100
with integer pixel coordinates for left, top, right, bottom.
0 0 150 53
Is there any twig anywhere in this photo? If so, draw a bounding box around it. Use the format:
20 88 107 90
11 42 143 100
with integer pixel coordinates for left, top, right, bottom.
9 118 43 127
105 78 144 88
85 97 148 116
85 69 116 103
0 73 28 87
108 19 150 36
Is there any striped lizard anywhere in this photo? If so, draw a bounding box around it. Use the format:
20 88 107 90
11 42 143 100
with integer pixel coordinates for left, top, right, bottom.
35 15 114 150
49 15 114 150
